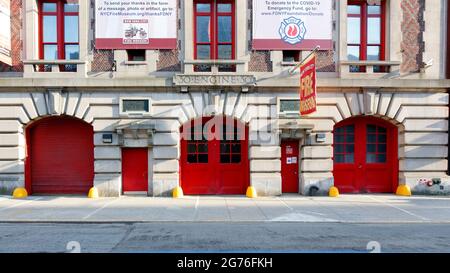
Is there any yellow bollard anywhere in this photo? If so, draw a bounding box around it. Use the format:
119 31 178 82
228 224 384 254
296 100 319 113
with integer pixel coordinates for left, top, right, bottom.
173 186 184 198
328 186 339 197
88 187 99 198
396 185 412 196
12 188 28 199
246 186 257 198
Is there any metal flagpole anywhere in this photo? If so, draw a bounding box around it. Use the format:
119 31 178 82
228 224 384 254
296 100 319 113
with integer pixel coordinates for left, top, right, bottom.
288 45 321 75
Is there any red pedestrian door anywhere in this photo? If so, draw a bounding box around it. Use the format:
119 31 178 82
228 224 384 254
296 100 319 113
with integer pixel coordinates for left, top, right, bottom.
26 116 94 194
122 148 148 193
333 116 398 193
281 140 299 193
180 116 249 195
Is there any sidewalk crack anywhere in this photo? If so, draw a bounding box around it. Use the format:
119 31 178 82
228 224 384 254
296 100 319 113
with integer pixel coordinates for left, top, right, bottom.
111 223 136 252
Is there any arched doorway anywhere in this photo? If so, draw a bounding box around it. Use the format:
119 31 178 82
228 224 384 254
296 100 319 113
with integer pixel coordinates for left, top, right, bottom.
25 116 94 194
333 116 398 193
180 116 249 195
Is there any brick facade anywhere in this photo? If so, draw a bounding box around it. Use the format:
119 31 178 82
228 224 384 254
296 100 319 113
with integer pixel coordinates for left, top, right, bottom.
248 51 272 72
316 50 336 72
0 0 439 76
0 0 23 72
91 49 114 72
400 0 426 73
157 49 181 72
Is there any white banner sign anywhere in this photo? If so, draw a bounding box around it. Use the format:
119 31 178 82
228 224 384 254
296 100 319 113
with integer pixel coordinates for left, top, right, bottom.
0 0 11 65
252 0 333 50
95 0 177 49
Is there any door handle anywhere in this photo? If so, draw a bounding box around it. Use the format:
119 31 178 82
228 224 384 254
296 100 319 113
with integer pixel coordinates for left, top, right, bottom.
358 164 362 169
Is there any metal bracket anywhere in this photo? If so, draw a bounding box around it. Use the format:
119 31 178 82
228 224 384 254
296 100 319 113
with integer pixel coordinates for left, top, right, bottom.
288 45 321 75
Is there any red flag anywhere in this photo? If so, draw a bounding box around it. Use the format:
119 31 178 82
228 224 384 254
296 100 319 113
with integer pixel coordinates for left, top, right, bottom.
299 54 317 115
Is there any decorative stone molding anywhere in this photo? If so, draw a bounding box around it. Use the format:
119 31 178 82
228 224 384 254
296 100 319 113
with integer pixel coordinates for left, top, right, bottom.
279 121 314 140
116 121 156 147
46 89 64 115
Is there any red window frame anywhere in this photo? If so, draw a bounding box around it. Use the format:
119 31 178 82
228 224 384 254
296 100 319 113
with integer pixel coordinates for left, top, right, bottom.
347 0 386 72
193 0 235 60
186 123 209 164
39 0 79 61
333 124 355 164
366 124 387 163
220 120 242 164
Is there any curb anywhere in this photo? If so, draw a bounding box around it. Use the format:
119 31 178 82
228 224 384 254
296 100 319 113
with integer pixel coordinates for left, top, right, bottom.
1 220 450 224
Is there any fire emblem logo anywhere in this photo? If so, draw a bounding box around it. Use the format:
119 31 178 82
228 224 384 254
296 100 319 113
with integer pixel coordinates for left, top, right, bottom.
278 17 306 45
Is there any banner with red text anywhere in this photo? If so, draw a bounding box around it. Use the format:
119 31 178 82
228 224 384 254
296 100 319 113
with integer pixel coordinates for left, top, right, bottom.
300 54 317 115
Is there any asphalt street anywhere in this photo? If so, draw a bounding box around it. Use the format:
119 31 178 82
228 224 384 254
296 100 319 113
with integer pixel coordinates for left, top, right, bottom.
1 194 449 253
0 222 449 253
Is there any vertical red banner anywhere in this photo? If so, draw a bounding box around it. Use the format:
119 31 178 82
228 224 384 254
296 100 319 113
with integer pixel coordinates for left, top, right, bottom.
299 54 317 115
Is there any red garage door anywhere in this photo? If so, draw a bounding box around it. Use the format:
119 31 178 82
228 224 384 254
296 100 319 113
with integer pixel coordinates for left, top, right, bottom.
180 116 249 195
26 116 94 194
333 116 398 193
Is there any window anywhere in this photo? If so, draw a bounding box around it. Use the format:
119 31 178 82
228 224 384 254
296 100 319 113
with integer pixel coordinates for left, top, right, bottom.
40 1 79 71
220 122 242 164
187 124 208 164
279 98 300 117
122 100 149 113
283 51 300 62
127 49 146 61
194 0 235 71
333 125 355 163
347 0 385 72
366 124 387 163
183 118 244 164
119 98 151 117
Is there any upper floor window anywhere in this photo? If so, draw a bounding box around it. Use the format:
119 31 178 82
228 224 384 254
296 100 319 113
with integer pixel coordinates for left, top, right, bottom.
347 0 386 72
283 51 300 63
40 1 79 71
194 0 235 71
127 49 146 61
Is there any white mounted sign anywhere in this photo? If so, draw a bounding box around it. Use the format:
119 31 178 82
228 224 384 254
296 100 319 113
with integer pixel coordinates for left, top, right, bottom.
95 0 177 49
0 0 11 65
252 0 333 50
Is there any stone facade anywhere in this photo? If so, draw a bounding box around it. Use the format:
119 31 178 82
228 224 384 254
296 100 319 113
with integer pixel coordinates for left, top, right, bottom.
0 0 449 197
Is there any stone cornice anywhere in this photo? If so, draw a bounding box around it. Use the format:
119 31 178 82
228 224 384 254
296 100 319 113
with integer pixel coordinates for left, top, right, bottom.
0 77 449 91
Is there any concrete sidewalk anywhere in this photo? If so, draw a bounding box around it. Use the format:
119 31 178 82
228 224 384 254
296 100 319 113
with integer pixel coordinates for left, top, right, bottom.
0 194 450 223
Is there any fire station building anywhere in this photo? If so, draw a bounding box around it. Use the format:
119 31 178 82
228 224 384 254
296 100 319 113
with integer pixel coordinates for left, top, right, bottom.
0 0 450 197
